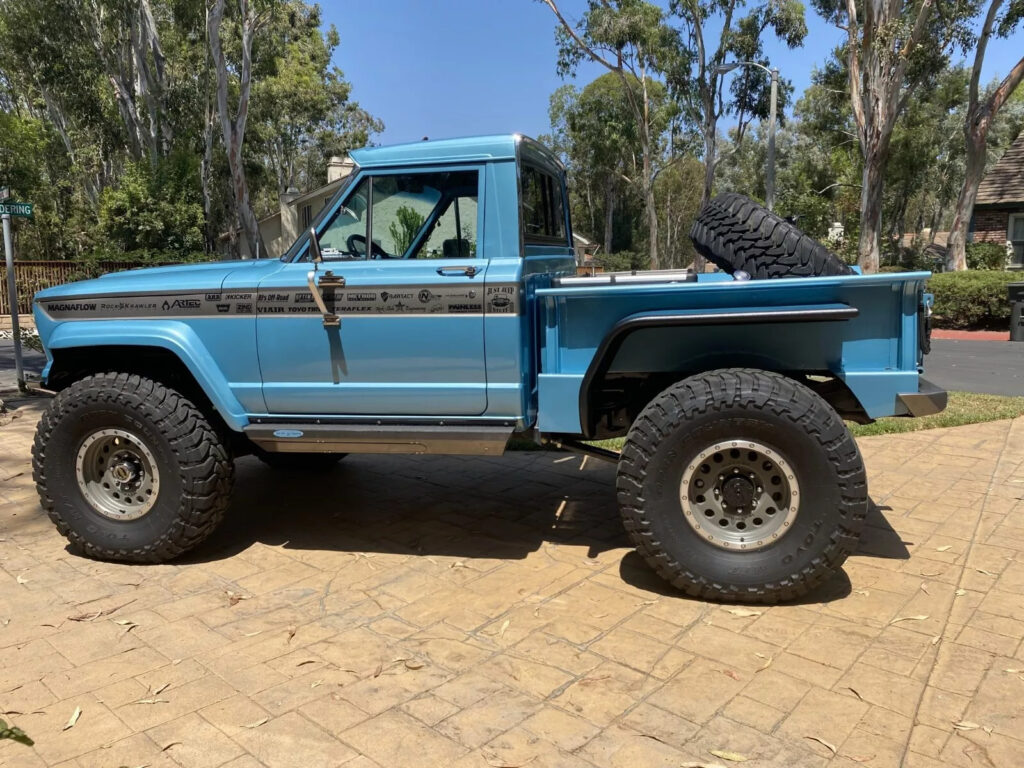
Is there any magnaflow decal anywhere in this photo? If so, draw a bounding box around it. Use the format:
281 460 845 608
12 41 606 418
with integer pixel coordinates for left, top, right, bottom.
37 284 521 320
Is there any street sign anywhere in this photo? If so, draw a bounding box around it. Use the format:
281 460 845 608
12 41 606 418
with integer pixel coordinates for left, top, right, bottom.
0 202 32 218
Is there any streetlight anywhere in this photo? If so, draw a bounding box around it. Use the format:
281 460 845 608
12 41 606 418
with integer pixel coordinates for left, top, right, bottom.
713 60 779 212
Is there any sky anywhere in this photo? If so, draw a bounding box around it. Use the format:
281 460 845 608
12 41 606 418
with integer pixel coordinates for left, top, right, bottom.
321 0 1024 146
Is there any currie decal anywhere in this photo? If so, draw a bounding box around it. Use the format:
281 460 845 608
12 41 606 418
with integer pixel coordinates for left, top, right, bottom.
38 284 522 320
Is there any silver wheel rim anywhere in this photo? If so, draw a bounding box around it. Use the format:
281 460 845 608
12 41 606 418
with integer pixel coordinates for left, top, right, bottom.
75 428 160 521
679 439 799 551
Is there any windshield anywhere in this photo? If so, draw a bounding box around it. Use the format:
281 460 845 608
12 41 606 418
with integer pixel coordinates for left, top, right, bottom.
280 169 359 262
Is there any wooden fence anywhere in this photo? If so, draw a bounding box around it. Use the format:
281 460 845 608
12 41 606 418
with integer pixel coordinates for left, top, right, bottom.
0 261 176 315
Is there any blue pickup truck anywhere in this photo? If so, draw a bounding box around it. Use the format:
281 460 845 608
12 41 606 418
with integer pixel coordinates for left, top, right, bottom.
31 134 944 602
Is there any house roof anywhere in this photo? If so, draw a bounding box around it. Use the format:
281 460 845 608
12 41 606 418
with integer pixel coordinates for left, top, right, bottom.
977 132 1024 206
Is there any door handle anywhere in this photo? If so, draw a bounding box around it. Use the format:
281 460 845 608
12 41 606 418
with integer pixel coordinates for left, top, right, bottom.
436 265 477 278
307 269 345 327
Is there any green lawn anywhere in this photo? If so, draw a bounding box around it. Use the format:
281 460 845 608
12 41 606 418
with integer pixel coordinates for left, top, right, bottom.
580 391 1024 453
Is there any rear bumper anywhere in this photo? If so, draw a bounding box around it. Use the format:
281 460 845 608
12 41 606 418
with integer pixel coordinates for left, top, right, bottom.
897 377 947 417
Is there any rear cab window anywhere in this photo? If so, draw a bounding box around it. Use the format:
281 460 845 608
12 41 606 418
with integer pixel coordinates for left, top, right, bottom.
521 164 568 247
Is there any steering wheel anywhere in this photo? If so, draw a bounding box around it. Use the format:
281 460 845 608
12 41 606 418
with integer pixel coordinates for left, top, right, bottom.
346 234 390 260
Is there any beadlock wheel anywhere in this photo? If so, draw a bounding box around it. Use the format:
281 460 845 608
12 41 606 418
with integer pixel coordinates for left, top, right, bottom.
76 428 160 520
679 439 799 551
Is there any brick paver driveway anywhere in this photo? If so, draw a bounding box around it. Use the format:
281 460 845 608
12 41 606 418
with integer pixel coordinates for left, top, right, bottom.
2 398 1023 768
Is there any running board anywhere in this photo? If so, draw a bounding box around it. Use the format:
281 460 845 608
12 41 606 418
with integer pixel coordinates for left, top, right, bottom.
245 424 513 456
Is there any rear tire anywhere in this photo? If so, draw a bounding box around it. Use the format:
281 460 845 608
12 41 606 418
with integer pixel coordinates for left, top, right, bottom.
690 193 854 279
616 369 867 603
32 373 234 563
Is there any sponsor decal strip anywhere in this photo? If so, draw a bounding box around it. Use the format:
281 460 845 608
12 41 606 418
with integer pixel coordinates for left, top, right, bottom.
39 284 522 319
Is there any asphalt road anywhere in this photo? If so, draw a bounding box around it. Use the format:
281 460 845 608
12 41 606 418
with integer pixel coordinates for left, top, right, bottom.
925 339 1024 397
2 338 1023 397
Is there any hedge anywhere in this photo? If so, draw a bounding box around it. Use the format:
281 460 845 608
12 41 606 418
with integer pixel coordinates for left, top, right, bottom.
927 270 1020 330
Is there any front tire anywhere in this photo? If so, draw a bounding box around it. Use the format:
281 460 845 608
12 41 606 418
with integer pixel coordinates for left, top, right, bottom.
32 373 234 562
617 369 867 603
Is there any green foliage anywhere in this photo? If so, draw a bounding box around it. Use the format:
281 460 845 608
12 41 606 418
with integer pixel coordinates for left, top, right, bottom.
928 270 1020 329
966 242 1009 270
0 0 381 263
0 718 34 747
387 206 426 257
98 155 205 259
594 250 650 272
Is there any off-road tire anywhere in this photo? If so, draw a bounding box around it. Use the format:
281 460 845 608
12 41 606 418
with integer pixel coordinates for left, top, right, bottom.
690 193 854 279
255 450 346 471
32 373 234 562
617 368 867 603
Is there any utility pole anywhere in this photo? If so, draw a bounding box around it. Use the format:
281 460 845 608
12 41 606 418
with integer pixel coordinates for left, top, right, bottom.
766 68 778 212
713 61 780 211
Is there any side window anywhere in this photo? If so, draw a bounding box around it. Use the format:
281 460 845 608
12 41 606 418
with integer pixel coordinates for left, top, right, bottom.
313 170 479 261
521 165 567 245
1010 214 1024 268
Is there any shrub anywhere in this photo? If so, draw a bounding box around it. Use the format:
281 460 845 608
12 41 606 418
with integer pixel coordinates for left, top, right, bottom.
928 270 1020 330
594 251 650 272
965 242 1007 270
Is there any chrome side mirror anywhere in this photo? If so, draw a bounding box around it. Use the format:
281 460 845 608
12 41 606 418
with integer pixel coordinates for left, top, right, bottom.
308 227 323 265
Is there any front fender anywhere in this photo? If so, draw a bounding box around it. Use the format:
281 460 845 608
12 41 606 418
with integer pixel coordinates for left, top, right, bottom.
45 320 250 432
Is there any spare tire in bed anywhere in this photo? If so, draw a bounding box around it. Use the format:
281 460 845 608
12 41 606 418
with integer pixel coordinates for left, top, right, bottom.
690 192 854 279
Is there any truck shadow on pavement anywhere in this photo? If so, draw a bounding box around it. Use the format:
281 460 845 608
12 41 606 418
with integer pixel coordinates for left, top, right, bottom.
189 453 909 605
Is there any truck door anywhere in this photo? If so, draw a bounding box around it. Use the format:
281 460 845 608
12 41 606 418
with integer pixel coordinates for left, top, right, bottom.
256 167 488 416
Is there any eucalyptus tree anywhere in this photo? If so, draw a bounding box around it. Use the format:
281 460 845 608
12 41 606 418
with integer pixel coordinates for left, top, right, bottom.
538 0 679 268
812 0 978 273
946 0 1024 271
666 0 805 207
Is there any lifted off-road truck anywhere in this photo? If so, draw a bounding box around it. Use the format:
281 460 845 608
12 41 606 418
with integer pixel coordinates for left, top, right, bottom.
31 135 945 603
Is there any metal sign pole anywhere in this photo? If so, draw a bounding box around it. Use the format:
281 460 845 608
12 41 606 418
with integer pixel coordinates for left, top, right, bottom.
2 210 26 392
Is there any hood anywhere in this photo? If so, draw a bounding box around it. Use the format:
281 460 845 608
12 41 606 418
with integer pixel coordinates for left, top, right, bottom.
34 259 284 301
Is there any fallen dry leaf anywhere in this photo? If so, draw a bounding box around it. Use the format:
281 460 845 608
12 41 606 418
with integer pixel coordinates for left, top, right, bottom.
931 635 942 645
853 589 870 596
160 742 181 752
132 698 169 705
64 705 81 730
889 615 929 625
920 582 930 594
709 750 748 762
1003 668 1023 674
296 659 319 667
310 680 323 689
113 619 138 632
404 660 425 670
723 608 762 618
952 721 981 731
67 599 136 622
242 717 269 729
720 669 742 681
373 662 383 678
847 754 876 763
805 735 837 754
286 626 297 643
150 683 170 695
845 687 863 701
936 545 952 552
225 591 249 606
242 630 262 637
498 619 510 638
976 568 997 576
16 573 28 585
955 589 967 597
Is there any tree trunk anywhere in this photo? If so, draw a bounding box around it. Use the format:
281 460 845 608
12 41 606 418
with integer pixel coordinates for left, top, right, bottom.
857 154 886 273
208 0 264 260
603 180 615 256
946 128 987 271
